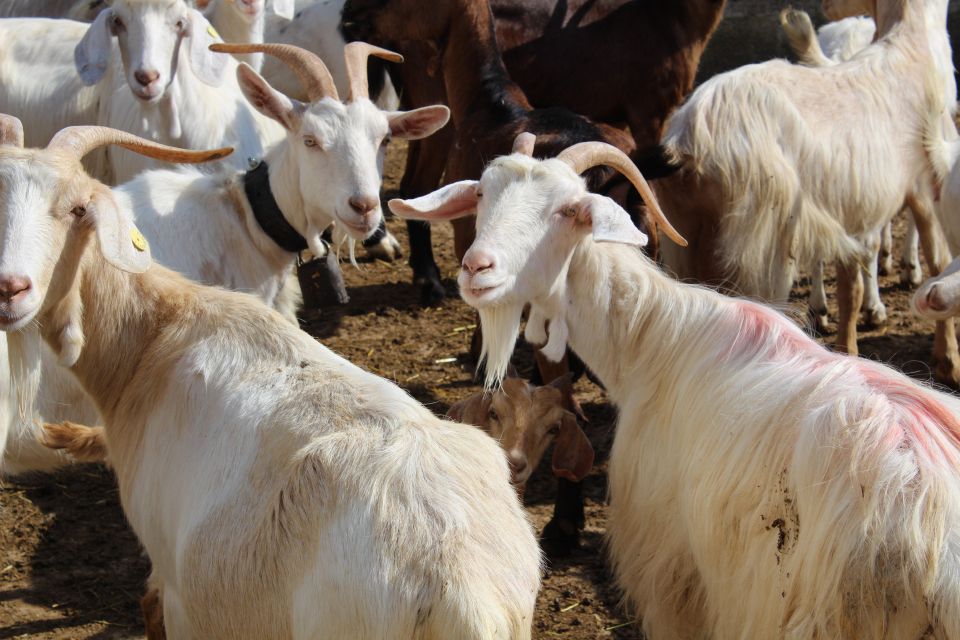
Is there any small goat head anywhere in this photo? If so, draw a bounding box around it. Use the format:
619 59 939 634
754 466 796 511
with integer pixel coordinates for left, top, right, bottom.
389 133 683 386
212 42 449 257
446 374 593 489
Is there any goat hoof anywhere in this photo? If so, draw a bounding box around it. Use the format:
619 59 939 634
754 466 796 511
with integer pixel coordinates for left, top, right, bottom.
901 263 923 288
540 518 582 557
878 255 893 277
414 266 446 307
934 356 960 390
807 309 832 335
861 305 888 329
364 232 403 262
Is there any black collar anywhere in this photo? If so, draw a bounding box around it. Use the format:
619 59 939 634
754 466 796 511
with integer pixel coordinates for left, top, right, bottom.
244 161 308 253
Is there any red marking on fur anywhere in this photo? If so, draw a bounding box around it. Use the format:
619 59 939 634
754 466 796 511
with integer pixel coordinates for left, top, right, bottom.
728 301 824 363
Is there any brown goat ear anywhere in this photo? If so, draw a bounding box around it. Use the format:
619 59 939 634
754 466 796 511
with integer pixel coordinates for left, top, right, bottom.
551 414 594 482
445 392 492 428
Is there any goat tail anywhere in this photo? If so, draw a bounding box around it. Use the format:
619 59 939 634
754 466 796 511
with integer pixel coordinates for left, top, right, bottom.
779 9 834 68
632 145 684 180
923 106 960 185
41 421 109 464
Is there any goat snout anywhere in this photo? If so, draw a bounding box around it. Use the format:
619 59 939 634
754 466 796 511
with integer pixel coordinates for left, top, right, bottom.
348 195 379 217
925 284 950 313
507 451 528 477
134 70 160 88
0 275 31 303
462 250 495 275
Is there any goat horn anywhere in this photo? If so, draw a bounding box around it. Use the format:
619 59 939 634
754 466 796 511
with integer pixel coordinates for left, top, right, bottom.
344 42 403 102
47 126 233 164
0 114 24 148
512 132 535 156
210 43 339 103
557 142 687 247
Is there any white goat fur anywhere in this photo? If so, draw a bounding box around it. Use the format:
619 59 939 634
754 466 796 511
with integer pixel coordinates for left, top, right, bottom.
395 151 960 638
0 138 540 638
660 0 941 301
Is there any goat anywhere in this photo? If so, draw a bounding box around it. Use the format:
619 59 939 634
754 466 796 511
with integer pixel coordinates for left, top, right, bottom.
341 0 725 306
781 0 957 330
342 0 652 555
0 118 541 638
0 43 449 474
446 373 593 492
391 134 960 639
654 0 960 387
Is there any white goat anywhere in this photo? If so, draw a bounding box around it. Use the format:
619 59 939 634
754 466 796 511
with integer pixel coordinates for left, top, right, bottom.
391 134 960 639
0 43 449 475
0 119 540 638
655 0 960 386
782 0 957 329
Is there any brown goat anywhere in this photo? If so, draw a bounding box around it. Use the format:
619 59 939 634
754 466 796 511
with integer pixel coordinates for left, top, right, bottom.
446 375 594 493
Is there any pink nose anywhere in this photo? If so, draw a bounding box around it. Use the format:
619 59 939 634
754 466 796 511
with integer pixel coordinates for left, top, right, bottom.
507 452 527 476
0 275 31 303
349 195 379 216
134 69 159 87
462 250 494 275
926 285 950 313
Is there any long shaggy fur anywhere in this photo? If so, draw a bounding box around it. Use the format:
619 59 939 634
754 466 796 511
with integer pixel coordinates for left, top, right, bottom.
661 0 941 300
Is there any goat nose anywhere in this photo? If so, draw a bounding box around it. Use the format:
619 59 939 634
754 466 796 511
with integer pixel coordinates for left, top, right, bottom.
348 195 379 216
0 275 31 303
134 70 159 87
507 452 527 476
926 285 949 313
462 250 495 275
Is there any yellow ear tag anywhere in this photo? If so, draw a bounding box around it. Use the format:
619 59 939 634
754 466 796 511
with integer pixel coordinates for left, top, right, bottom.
131 228 148 253
207 25 220 40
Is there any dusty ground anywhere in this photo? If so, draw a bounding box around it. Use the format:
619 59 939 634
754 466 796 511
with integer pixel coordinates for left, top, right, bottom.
0 142 950 639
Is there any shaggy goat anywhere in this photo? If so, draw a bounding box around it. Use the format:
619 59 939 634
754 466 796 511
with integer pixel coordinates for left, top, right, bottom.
0 119 541 638
655 0 960 386
391 134 960 639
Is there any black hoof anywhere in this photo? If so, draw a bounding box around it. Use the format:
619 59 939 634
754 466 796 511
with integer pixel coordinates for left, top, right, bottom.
414 265 446 307
540 517 582 557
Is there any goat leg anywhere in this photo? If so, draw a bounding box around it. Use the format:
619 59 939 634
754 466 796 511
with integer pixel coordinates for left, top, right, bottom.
834 260 863 356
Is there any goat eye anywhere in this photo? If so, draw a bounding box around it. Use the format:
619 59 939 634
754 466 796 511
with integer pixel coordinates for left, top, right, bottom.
111 15 124 30
488 408 499 422
303 137 319 148
380 136 390 148
559 206 576 218
548 422 561 435
476 191 483 199
70 205 87 218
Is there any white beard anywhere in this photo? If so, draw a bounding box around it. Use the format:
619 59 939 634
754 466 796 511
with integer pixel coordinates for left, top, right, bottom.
477 302 524 389
8 326 42 428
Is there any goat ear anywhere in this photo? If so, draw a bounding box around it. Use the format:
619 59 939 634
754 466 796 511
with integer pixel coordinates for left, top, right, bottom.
577 193 648 247
270 0 295 20
236 63 303 131
188 10 229 87
551 414 594 482
389 181 478 222
88 190 152 274
0 115 24 148
75 9 113 85
387 106 451 140
445 392 491 427
547 372 575 391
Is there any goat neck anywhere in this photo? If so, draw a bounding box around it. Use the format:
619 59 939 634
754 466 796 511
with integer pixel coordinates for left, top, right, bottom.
440 0 531 129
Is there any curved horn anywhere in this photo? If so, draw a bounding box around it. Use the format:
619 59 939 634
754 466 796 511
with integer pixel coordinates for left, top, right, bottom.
210 43 338 102
512 132 535 156
557 142 687 247
0 114 24 148
47 126 233 164
344 42 403 102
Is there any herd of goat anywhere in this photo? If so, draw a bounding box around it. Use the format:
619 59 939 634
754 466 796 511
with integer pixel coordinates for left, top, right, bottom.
4 0 960 637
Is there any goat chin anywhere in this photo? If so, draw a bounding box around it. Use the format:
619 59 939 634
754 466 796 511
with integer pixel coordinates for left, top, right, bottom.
478 303 523 390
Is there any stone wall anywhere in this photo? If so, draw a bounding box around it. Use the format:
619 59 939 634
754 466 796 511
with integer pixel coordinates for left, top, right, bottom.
697 0 960 82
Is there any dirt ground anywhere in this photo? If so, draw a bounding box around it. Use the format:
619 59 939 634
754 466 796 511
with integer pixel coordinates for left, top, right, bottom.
0 142 951 639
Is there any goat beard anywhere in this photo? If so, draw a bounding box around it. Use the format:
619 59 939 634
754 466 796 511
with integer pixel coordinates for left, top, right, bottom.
7 326 43 430
478 303 524 390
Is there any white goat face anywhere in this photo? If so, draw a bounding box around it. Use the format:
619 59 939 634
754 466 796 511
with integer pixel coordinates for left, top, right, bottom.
296 99 391 241
109 0 192 101
75 0 226 102
0 151 149 331
0 152 66 330
223 0 266 21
